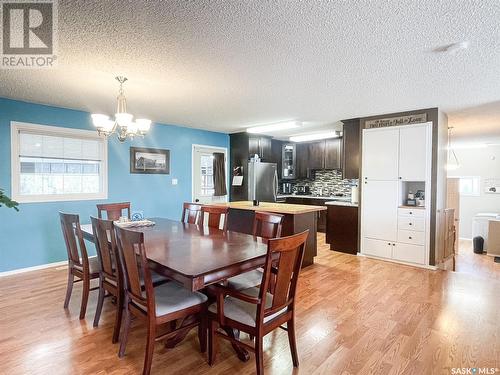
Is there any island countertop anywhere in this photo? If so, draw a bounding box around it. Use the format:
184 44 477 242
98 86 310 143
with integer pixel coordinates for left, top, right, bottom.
211 201 326 215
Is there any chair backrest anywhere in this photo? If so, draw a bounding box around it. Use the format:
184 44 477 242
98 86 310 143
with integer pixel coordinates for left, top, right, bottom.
59 212 88 268
114 225 154 313
97 202 131 221
200 206 229 231
256 230 309 323
91 216 119 282
181 202 202 224
253 212 284 240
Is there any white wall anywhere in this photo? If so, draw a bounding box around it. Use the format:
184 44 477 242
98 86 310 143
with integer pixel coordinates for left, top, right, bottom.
449 145 500 238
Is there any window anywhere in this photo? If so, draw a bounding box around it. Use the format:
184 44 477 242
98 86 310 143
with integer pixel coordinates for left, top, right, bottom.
458 176 480 196
199 154 215 196
11 122 108 203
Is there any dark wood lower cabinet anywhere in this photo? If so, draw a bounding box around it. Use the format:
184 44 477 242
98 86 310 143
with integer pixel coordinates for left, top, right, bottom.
284 197 327 233
325 204 359 254
227 208 318 267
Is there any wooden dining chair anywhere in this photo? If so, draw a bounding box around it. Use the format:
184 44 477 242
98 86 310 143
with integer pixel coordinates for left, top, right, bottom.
208 230 309 375
115 225 208 375
60 212 100 320
181 202 202 224
200 206 229 231
226 212 284 291
90 216 123 343
97 202 131 221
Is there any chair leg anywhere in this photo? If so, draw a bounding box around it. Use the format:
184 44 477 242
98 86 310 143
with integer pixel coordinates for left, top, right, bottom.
119 305 131 357
143 320 156 375
208 318 217 366
63 270 74 308
112 290 123 344
79 275 90 320
93 277 105 327
255 335 264 375
287 317 299 367
198 312 207 353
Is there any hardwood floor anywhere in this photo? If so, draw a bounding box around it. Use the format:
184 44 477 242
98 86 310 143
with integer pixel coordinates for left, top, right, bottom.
1 234 499 374
456 239 500 282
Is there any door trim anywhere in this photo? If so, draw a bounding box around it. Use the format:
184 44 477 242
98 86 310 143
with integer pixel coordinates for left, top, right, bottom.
191 144 228 203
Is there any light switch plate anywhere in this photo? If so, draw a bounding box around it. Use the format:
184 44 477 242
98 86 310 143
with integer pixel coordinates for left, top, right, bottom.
172 178 178 185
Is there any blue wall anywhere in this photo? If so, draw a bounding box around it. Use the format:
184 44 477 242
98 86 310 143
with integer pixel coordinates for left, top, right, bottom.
0 98 229 272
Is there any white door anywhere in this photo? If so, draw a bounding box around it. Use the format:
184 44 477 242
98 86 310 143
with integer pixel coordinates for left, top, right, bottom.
192 145 227 204
399 124 430 181
362 128 399 180
361 180 398 241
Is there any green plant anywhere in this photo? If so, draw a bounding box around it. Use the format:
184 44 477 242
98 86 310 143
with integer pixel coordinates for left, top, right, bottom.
0 188 19 211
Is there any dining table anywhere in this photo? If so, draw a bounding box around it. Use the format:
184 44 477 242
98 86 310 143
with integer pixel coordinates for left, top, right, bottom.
80 217 269 361
80 217 269 292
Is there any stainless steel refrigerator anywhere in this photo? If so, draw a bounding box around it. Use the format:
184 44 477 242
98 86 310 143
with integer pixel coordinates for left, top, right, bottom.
248 161 278 202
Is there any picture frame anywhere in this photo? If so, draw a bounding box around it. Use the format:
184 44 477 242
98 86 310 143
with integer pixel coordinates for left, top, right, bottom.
130 147 170 174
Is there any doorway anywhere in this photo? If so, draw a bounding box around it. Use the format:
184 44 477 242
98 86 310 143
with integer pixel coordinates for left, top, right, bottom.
192 145 228 204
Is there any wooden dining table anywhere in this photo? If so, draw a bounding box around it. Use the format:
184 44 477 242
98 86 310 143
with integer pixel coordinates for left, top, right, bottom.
81 217 269 292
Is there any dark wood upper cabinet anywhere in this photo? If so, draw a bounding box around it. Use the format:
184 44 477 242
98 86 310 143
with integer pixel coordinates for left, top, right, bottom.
324 138 341 169
271 139 283 176
341 119 360 179
307 141 325 170
295 143 309 179
247 135 272 161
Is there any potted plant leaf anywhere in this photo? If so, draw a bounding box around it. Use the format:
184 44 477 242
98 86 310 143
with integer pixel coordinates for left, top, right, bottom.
0 188 19 211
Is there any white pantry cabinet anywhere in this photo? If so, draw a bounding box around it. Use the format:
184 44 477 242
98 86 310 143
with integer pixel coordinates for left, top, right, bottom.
361 127 399 180
398 125 430 181
360 122 432 267
361 180 398 241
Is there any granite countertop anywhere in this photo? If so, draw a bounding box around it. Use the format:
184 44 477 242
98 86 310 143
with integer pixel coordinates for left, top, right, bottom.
212 201 326 214
325 201 358 208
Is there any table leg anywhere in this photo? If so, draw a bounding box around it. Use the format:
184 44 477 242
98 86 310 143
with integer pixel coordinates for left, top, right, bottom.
223 326 250 362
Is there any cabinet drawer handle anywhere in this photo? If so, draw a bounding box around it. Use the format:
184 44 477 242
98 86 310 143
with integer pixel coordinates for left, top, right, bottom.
409 236 412 239
392 243 395 246
409 212 413 215
388 243 391 245
409 222 413 226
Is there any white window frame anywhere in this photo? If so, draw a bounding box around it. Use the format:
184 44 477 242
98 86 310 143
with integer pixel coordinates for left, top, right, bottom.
10 121 108 203
454 175 481 197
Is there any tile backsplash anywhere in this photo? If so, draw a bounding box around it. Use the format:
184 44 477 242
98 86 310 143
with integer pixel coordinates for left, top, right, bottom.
280 170 358 196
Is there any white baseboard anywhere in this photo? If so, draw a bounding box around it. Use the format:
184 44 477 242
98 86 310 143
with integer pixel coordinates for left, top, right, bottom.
0 255 97 277
0 260 68 277
459 237 472 241
357 253 438 271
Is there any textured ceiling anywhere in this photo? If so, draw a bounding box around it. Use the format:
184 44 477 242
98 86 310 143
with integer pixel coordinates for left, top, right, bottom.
1 0 500 140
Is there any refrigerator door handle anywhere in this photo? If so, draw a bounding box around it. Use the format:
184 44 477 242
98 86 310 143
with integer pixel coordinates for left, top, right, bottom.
273 171 278 202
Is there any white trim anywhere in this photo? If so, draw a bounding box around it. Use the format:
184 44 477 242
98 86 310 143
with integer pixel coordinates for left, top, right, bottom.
357 253 439 271
0 260 68 277
191 144 228 203
10 121 108 203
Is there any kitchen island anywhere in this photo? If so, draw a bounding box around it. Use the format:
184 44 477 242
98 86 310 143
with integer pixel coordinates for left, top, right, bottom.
210 201 326 266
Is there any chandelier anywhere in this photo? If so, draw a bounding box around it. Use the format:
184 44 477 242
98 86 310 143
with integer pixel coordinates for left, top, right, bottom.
91 76 151 142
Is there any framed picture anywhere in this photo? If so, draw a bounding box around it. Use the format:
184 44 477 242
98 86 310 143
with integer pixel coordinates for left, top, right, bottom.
130 147 170 174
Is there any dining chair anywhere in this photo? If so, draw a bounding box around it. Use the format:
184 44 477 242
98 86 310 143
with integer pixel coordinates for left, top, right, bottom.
97 202 131 221
90 216 123 343
208 230 309 375
226 212 284 291
115 225 208 375
92 216 171 344
200 206 229 231
181 202 202 224
60 212 100 320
